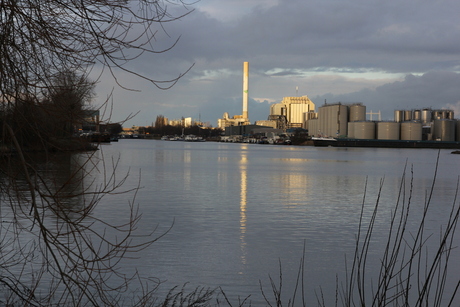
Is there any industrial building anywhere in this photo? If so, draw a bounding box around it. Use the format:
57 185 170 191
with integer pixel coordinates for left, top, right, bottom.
268 96 316 130
215 62 460 144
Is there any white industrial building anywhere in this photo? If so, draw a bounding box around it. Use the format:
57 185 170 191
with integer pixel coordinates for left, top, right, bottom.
268 95 316 130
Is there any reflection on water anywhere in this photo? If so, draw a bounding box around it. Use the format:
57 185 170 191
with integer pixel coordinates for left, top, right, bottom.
3 141 458 305
0 152 90 218
239 151 248 266
90 141 460 305
0 151 99 301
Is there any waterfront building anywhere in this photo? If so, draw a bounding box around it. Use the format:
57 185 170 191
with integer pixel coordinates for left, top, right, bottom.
269 95 316 129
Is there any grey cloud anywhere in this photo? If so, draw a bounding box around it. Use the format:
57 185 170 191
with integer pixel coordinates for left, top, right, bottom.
94 0 460 126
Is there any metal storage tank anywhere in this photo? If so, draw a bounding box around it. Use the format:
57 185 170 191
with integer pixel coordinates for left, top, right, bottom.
413 110 421 122
394 110 404 123
447 110 454 120
421 109 432 124
404 110 412 121
347 122 355 138
400 121 422 140
377 122 400 140
441 110 448 119
433 110 443 120
354 121 375 139
433 119 456 142
349 104 366 122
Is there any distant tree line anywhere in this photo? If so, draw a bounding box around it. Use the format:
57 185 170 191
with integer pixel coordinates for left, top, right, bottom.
1 70 96 151
143 115 223 137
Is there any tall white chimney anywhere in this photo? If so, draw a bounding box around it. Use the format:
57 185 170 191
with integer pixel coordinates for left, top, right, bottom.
242 62 249 120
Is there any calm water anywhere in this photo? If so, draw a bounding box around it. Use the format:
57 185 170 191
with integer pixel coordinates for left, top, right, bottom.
88 140 460 305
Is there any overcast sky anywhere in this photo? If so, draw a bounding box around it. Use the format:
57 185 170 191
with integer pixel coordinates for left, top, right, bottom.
94 0 460 127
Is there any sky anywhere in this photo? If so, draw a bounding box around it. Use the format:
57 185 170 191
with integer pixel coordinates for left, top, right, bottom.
93 0 460 127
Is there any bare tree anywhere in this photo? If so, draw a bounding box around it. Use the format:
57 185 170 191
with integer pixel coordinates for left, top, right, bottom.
0 1 217 305
43 70 96 138
0 0 193 101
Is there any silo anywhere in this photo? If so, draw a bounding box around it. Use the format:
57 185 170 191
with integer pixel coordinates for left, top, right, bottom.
348 122 355 138
433 110 443 120
354 121 375 139
433 119 456 142
377 122 400 140
404 110 412 121
394 110 404 123
349 104 366 122
421 109 432 125
413 110 421 122
447 110 454 120
401 121 422 140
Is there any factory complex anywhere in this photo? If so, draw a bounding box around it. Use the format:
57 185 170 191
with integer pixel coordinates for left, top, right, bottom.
217 62 460 148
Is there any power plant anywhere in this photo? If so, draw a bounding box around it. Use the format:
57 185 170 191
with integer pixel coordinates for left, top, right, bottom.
216 62 460 148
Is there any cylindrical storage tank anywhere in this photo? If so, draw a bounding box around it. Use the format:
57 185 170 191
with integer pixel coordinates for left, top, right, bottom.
394 110 404 123
413 110 421 122
349 104 366 122
404 110 412 121
433 110 443 120
354 121 375 139
447 110 454 120
347 122 355 138
433 119 456 142
377 122 400 140
401 121 422 140
421 109 432 124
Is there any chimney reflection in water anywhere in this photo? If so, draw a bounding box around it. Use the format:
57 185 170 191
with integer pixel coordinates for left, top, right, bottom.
239 150 248 266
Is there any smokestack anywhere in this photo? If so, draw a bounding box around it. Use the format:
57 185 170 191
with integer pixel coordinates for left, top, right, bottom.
242 62 249 120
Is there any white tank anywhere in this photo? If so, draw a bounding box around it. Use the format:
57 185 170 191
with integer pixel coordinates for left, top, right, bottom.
353 121 375 139
404 110 412 121
377 122 400 140
347 122 355 138
394 110 404 123
400 121 422 140
433 110 443 120
349 104 366 122
421 109 432 125
433 119 456 141
413 110 421 122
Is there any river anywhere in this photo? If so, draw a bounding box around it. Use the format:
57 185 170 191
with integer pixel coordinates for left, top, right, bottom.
90 139 460 306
